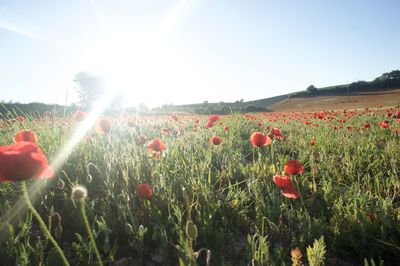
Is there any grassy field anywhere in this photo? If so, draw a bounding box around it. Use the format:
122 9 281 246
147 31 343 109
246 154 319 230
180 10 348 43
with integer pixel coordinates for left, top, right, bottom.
0 106 399 265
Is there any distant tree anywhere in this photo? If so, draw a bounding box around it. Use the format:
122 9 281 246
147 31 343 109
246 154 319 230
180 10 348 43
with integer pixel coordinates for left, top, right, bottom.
375 70 400 81
239 99 244 103
73 72 105 109
306 85 318 94
373 70 400 88
219 105 230 114
348 81 369 91
137 103 149 113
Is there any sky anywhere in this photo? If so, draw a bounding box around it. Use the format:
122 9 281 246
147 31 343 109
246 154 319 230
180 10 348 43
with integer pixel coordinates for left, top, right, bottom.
0 0 399 108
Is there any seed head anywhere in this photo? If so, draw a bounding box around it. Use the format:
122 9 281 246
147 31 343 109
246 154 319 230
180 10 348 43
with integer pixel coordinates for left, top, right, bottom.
71 185 87 202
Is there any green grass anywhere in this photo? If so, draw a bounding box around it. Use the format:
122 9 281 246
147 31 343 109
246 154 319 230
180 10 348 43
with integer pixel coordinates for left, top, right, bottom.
0 107 399 265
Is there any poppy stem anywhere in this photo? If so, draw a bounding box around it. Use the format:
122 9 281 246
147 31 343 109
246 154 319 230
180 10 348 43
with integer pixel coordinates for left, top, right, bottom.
21 181 70 266
208 150 213 186
311 151 317 193
79 199 104 266
293 176 307 211
271 142 274 165
252 147 255 165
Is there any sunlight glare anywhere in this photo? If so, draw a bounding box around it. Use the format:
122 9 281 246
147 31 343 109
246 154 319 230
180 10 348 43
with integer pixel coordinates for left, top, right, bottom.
0 90 115 230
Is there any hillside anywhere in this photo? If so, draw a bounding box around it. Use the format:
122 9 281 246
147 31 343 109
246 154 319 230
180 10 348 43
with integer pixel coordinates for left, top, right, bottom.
155 70 400 114
269 88 400 112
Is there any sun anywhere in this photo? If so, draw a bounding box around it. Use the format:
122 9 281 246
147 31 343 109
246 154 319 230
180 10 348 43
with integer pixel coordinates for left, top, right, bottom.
78 28 180 107
74 0 199 107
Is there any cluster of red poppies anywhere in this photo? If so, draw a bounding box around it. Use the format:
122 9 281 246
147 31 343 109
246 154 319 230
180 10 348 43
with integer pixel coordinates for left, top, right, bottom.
143 121 304 200
272 160 304 199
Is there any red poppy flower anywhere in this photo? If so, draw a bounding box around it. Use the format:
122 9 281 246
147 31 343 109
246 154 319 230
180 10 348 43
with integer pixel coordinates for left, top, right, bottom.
0 142 54 182
73 111 87 121
137 183 153 199
208 115 221 123
147 138 166 153
310 139 317 146
250 132 272 147
17 116 25 122
273 175 293 189
379 121 390 128
281 188 300 199
205 121 214 128
270 128 285 140
14 130 38 144
363 122 370 129
317 112 325 119
209 136 222 145
272 175 299 199
95 118 112 134
284 160 304 175
224 126 230 131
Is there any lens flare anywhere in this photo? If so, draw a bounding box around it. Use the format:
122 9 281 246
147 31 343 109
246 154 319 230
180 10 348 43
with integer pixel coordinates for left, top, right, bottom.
0 90 115 229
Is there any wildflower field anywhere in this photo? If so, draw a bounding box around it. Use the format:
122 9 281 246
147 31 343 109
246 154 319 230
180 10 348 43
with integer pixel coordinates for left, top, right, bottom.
0 107 399 265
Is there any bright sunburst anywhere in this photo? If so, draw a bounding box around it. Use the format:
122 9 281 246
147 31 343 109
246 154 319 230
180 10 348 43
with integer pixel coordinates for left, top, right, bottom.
78 0 195 107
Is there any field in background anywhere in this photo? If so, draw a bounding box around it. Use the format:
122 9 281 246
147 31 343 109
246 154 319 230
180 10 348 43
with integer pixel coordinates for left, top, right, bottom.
0 106 399 265
2 70 399 116
268 89 400 112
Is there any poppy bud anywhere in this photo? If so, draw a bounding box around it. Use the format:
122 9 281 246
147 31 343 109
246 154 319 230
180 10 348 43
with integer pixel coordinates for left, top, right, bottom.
185 220 198 240
55 224 63 239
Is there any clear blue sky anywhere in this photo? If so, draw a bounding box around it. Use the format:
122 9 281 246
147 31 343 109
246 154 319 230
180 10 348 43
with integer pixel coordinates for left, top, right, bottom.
1 0 399 107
